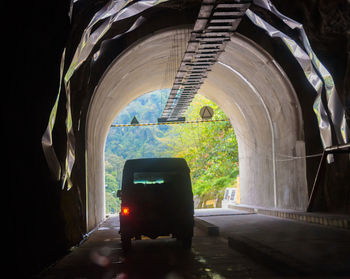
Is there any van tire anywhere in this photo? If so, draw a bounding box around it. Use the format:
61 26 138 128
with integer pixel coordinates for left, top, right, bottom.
121 234 131 254
181 236 192 250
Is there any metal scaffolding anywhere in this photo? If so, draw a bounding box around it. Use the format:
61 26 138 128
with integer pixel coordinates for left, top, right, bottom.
158 0 252 122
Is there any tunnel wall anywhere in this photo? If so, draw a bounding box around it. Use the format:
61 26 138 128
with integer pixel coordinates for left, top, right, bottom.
238 1 350 213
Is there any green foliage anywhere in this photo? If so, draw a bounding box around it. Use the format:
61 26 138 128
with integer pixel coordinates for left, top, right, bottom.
105 89 170 160
105 153 122 214
162 94 239 205
104 90 171 213
104 90 239 212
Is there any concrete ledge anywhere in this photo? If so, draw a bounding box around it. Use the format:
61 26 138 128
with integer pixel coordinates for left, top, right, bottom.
194 217 220 236
228 204 350 230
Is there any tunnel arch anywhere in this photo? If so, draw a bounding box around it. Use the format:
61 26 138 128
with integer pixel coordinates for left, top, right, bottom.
86 26 308 230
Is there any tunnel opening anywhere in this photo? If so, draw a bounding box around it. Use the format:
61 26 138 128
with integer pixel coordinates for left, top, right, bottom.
86 26 309 231
104 89 240 215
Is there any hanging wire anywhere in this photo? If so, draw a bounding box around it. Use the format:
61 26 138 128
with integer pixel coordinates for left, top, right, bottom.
189 96 323 162
226 118 323 162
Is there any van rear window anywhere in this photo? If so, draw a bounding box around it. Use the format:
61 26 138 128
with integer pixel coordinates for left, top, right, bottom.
133 172 172 184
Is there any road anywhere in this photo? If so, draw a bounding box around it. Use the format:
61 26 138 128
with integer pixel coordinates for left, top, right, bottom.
39 209 350 278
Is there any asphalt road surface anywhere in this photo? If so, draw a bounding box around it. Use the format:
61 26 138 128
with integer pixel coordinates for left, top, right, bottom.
39 214 274 279
39 209 350 279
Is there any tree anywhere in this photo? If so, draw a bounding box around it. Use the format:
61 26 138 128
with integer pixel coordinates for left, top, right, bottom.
161 94 239 207
104 90 171 213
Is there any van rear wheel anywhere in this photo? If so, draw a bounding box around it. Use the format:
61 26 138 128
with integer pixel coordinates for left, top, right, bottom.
181 236 192 250
121 234 131 254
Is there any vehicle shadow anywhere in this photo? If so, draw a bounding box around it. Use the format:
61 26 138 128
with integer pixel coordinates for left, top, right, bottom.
116 238 212 279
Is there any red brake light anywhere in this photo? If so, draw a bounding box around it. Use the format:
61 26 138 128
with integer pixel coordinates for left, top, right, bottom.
121 207 130 216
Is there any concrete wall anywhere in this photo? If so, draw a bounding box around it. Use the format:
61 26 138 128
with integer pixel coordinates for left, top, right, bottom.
86 28 308 230
201 35 308 210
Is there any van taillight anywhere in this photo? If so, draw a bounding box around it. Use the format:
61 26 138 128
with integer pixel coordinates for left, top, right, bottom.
121 207 130 216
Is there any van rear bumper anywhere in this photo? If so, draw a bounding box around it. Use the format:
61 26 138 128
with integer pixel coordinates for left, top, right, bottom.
119 214 193 238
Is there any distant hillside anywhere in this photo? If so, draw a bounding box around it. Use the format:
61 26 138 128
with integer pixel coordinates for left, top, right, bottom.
104 89 171 213
105 89 170 158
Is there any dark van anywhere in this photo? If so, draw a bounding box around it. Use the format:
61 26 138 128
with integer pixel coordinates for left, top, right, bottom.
117 158 194 253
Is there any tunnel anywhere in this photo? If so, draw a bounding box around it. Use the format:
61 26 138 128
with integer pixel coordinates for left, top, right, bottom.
87 27 308 230
10 0 349 276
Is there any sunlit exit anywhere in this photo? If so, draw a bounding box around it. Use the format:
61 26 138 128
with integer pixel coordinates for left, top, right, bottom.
104 89 239 215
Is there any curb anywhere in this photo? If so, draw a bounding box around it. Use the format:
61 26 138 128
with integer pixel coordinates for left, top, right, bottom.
228 204 350 230
194 217 220 236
